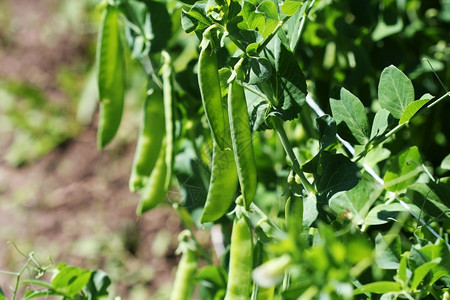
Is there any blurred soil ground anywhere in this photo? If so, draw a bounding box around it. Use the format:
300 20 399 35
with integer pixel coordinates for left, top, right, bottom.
0 0 184 298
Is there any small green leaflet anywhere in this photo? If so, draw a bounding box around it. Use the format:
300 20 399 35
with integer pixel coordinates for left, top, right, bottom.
383 146 423 192
330 88 370 145
399 98 432 124
378 65 415 119
281 0 303 17
370 109 392 140
441 153 450 170
354 281 402 294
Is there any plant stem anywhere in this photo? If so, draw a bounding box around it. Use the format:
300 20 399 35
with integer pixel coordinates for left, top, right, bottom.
269 117 316 195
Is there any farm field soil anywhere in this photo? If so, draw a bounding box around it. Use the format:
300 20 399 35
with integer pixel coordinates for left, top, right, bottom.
0 0 183 298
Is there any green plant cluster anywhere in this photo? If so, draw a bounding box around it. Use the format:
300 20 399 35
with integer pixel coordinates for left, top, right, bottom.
45 0 450 299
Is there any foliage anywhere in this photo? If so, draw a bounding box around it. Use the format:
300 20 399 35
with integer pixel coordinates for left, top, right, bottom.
89 0 450 298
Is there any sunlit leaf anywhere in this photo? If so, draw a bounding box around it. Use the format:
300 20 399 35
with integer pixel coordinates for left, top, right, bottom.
399 98 432 124
383 146 423 192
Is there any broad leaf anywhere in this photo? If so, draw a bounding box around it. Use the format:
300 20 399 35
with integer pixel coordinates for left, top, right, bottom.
378 65 414 119
375 233 401 269
329 179 378 225
364 203 417 225
181 3 212 35
411 259 441 290
52 265 92 296
247 57 272 85
281 0 303 17
370 109 392 140
406 183 450 220
196 266 228 288
330 88 370 145
303 193 318 227
303 152 360 199
383 146 423 192
441 153 450 171
399 98 432 124
86 270 111 300
315 115 336 151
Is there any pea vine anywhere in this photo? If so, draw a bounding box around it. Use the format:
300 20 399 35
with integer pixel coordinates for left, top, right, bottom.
92 0 450 299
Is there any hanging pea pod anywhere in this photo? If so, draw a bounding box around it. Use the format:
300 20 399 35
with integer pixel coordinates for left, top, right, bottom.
96 4 125 149
228 62 257 209
129 89 165 192
225 198 254 300
161 51 175 190
136 139 167 215
198 42 227 149
201 106 238 223
170 231 198 300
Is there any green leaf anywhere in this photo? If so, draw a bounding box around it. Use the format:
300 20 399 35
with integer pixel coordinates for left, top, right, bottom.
371 15 403 41
257 1 278 20
22 280 54 289
383 146 423 192
370 109 393 140
196 266 228 288
378 65 415 119
375 233 401 269
303 152 361 199
411 259 441 290
86 270 111 300
365 203 416 225
315 115 336 151
261 40 307 122
399 98 432 124
329 179 378 225
406 183 450 220
281 0 303 17
396 254 408 288
181 3 212 35
441 153 450 171
97 5 125 149
303 193 318 227
52 265 92 296
24 290 62 299
330 88 370 145
247 57 272 85
360 146 391 168
354 281 402 294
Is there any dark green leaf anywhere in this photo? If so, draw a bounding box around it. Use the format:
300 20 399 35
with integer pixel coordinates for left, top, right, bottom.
86 270 111 300
384 146 423 192
364 203 413 225
330 88 370 145
378 65 415 119
303 152 360 199
406 183 450 220
315 115 336 151
196 266 228 288
181 3 212 35
247 57 272 85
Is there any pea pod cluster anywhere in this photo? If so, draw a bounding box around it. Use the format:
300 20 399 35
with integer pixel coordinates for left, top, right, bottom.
96 4 125 149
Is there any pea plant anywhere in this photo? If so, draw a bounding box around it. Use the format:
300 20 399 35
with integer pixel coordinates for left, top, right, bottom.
95 0 449 299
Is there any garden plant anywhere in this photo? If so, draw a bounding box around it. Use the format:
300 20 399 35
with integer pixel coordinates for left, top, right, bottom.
2 0 450 299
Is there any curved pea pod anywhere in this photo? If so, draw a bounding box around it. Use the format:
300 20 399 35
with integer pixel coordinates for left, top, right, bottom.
201 105 238 223
170 231 198 300
129 91 165 192
96 5 125 149
136 140 167 215
225 205 254 300
200 140 238 223
228 72 257 209
198 45 226 149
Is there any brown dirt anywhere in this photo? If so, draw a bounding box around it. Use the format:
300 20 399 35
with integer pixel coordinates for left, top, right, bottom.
0 0 184 298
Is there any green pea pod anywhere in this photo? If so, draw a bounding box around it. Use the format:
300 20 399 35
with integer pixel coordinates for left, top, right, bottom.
198 45 226 149
201 104 238 223
136 140 167 215
228 68 257 209
170 231 198 300
129 90 165 192
96 5 125 149
225 205 254 300
162 51 175 190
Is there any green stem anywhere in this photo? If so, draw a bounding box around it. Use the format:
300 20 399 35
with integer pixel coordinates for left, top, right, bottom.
269 117 316 195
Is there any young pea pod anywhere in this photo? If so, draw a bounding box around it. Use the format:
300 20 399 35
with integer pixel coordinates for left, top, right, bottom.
96 5 125 149
228 65 257 209
129 90 165 192
162 51 175 190
225 202 254 300
170 231 198 300
198 44 226 149
201 106 238 223
136 140 167 215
